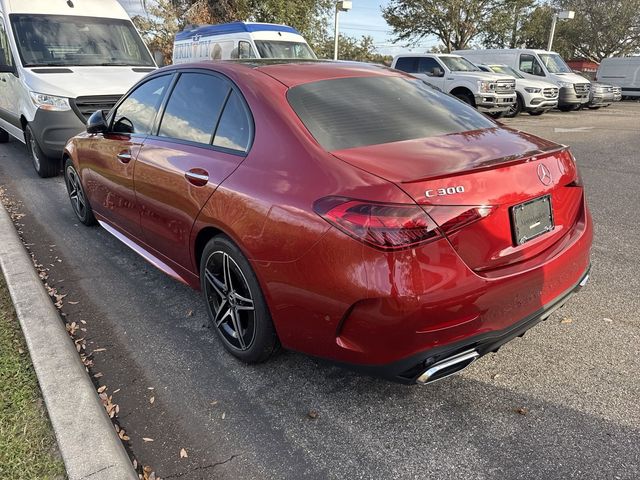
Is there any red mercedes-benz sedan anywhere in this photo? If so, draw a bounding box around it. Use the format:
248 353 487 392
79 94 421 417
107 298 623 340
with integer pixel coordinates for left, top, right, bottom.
63 60 592 384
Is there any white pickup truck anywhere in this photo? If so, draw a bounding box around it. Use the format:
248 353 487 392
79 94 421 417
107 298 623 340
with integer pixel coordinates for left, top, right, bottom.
391 54 516 115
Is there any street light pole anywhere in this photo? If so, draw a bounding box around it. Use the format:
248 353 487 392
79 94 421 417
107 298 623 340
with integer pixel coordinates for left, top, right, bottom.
333 1 352 61
547 10 575 51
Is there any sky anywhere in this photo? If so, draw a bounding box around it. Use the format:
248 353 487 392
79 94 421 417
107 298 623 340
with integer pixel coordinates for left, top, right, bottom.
119 0 439 55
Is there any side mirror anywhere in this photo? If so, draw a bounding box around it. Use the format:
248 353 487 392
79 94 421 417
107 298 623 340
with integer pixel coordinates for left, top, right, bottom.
431 67 444 77
86 110 108 134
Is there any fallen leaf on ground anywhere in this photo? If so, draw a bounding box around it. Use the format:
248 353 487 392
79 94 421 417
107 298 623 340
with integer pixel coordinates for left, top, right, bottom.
222 412 226 419
560 317 573 324
68 301 80 305
186 309 193 317
93 348 107 352
515 407 529 416
180 448 188 459
94 372 103 378
307 409 319 419
603 317 613 323
149 396 155 404
113 389 121 394
97 385 107 393
142 437 154 442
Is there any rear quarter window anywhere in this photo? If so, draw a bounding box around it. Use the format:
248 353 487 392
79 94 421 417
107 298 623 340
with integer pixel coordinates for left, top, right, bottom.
287 76 495 151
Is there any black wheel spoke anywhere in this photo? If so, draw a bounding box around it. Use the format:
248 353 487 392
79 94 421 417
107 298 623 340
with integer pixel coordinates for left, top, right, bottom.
229 309 246 350
205 268 226 300
204 250 256 352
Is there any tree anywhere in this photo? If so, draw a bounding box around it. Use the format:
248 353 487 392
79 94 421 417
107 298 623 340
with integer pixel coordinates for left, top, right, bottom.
482 0 536 48
555 0 640 61
382 0 505 52
315 35 392 63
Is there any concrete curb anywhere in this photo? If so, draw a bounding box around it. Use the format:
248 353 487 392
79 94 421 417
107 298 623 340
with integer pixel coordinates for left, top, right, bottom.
0 203 137 480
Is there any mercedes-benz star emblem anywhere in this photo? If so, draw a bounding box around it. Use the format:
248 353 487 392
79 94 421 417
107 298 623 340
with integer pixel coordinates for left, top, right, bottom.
537 164 552 186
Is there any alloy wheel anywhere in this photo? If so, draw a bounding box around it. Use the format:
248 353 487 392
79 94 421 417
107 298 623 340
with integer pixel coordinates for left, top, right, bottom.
66 166 87 220
203 251 256 351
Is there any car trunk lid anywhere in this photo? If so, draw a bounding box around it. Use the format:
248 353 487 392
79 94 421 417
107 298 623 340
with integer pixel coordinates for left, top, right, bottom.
330 127 584 272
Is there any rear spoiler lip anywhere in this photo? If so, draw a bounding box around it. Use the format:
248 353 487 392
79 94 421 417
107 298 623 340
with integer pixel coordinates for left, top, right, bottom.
400 144 569 184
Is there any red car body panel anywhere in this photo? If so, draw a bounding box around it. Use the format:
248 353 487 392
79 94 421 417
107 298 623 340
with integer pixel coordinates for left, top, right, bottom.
65 61 593 382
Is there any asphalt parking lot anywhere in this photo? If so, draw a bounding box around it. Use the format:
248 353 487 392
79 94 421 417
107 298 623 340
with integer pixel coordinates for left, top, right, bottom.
0 102 639 480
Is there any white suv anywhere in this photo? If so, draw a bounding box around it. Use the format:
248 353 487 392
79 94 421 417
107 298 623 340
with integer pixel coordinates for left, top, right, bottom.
477 64 558 117
391 54 516 115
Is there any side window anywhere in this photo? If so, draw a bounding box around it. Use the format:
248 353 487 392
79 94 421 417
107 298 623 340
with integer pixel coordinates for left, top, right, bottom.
112 75 171 134
213 91 252 152
519 54 545 76
394 57 418 73
417 57 441 75
238 41 256 59
158 73 229 144
0 18 15 68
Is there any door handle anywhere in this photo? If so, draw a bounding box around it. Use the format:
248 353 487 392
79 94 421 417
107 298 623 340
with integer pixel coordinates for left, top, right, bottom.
185 169 209 187
117 151 132 163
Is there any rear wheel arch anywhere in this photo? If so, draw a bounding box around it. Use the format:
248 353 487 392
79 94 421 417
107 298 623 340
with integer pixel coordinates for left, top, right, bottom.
193 226 226 271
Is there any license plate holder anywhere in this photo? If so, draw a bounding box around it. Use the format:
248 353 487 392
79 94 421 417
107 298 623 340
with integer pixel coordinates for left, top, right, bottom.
511 195 554 245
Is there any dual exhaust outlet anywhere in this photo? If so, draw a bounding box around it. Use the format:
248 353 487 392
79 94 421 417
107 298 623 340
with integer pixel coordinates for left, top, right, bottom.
416 349 480 385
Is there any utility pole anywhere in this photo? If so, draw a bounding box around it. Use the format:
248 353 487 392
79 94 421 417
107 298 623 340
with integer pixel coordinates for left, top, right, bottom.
547 10 575 51
333 1 352 60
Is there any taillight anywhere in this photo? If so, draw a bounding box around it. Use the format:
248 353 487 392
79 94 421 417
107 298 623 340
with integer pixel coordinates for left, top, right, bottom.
314 197 442 250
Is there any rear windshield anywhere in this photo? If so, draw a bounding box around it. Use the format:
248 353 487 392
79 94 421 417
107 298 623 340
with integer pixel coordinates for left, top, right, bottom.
287 76 495 151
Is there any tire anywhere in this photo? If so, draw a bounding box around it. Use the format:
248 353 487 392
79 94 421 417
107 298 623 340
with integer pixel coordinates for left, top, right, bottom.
25 125 59 178
504 95 523 118
558 105 577 112
0 128 9 143
64 158 97 226
528 110 545 116
200 235 279 363
453 91 475 107
488 111 504 119
588 106 601 110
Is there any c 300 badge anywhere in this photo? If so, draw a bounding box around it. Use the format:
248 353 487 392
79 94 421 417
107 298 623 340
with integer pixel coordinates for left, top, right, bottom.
425 186 465 198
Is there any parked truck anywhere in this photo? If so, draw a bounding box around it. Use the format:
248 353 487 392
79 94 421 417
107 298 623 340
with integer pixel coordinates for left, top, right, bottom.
454 49 590 112
391 53 516 116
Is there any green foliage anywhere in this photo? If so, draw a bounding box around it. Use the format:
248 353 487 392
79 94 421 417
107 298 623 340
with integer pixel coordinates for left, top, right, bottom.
482 0 537 48
382 0 506 52
315 35 393 63
555 0 640 61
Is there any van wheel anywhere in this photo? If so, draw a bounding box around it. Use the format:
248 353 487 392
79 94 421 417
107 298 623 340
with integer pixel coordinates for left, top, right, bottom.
25 125 59 178
200 235 280 364
0 128 9 143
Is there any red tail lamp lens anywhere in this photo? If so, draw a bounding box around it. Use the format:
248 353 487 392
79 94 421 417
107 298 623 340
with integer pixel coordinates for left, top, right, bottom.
315 197 442 250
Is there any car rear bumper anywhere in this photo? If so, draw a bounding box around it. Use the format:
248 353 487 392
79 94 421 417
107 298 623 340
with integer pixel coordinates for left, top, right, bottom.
368 266 591 384
258 193 593 381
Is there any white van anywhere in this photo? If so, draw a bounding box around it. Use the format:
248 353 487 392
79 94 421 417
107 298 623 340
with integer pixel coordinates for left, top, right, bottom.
454 49 590 111
173 22 316 64
0 0 156 177
596 56 640 98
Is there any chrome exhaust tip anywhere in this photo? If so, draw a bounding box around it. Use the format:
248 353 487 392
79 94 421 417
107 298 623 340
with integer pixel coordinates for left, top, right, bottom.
416 349 480 385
